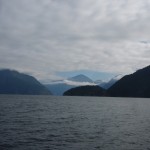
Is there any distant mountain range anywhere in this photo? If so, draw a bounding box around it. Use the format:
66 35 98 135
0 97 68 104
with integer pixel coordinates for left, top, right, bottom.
0 69 51 95
64 65 150 98
97 75 123 89
45 74 96 96
2 65 150 98
45 83 75 96
45 74 122 96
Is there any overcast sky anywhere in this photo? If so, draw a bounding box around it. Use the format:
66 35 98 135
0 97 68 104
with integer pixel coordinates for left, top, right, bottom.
0 0 150 82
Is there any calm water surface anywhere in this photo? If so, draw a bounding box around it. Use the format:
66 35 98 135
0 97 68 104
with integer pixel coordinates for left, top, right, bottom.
0 95 150 150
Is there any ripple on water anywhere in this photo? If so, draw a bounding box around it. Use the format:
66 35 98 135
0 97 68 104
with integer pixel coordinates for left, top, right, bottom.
1 96 150 150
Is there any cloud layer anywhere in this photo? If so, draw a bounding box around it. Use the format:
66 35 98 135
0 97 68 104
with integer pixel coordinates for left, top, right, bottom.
0 0 150 81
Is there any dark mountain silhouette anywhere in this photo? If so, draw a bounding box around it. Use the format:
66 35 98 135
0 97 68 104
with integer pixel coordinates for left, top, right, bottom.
0 69 51 95
108 65 150 98
63 85 105 96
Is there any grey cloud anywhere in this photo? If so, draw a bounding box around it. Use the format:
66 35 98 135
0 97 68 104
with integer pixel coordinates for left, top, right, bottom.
0 0 150 81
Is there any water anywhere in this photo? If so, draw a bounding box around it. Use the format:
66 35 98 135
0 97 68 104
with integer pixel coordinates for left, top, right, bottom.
0 95 150 150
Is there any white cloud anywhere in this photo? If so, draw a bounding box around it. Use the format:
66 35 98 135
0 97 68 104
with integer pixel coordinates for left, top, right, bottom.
64 80 96 86
47 79 96 86
0 0 150 81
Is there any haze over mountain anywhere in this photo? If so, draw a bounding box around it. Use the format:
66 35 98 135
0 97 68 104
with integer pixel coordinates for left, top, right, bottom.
108 65 150 98
1 64 150 98
0 69 51 95
45 74 96 96
45 83 75 96
45 74 122 95
68 74 94 83
63 65 150 98
98 75 123 89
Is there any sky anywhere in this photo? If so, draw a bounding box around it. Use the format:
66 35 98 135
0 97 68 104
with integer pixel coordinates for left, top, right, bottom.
0 0 150 83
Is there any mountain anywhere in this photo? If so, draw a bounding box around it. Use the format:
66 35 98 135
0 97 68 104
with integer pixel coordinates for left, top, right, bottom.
68 74 93 83
45 83 75 96
94 80 103 85
45 74 95 96
63 85 105 96
98 75 123 89
108 65 150 98
0 69 51 95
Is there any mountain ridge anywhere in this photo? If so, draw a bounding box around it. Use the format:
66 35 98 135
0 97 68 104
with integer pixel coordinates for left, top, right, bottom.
63 85 105 96
68 74 94 83
108 65 150 98
45 74 95 95
0 69 51 95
